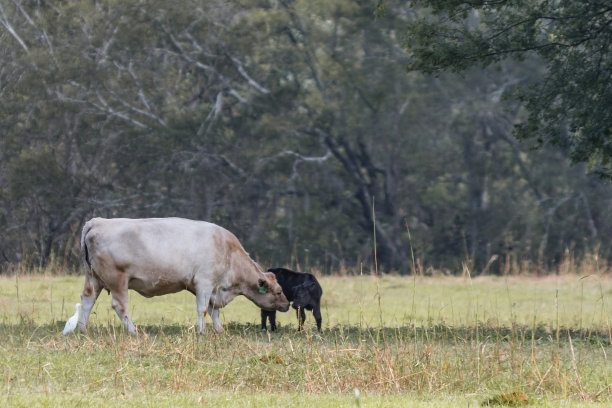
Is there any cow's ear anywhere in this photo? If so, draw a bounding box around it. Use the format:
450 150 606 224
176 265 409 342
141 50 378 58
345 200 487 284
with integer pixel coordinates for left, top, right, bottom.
258 277 267 293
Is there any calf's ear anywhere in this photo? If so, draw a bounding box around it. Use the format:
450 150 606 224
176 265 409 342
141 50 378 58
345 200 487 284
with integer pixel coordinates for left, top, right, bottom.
264 271 278 282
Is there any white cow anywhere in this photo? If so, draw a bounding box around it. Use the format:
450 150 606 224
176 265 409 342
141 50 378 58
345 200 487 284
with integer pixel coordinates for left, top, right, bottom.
74 217 289 334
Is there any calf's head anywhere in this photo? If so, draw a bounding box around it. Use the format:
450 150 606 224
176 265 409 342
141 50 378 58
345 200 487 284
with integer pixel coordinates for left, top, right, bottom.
256 272 290 312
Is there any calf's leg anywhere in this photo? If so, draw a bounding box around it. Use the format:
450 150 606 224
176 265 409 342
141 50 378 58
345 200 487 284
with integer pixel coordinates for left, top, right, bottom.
296 307 306 331
313 303 322 332
260 310 277 331
269 311 277 331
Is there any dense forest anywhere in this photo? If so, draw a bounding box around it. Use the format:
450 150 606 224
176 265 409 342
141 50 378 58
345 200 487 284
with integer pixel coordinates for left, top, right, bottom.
1 0 610 275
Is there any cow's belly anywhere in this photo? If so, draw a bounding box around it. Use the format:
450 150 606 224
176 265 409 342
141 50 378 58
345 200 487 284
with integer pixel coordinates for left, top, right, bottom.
128 277 186 298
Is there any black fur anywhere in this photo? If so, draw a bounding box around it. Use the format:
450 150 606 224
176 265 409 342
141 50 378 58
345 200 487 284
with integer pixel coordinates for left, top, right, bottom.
261 267 323 331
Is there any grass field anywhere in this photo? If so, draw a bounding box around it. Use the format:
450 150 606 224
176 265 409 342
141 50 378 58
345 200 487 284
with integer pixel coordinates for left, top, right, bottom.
0 272 610 407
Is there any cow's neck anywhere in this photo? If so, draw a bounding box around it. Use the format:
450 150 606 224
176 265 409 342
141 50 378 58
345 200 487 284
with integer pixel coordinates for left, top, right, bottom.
230 248 265 297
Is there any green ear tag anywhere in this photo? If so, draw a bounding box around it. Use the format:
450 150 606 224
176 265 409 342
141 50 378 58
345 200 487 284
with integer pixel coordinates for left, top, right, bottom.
259 287 266 294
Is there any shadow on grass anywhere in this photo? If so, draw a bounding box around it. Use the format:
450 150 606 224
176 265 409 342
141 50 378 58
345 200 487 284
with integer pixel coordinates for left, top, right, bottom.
1 320 609 347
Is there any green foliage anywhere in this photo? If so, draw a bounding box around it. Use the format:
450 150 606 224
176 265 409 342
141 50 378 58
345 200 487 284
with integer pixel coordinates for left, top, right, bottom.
404 0 612 178
0 0 611 273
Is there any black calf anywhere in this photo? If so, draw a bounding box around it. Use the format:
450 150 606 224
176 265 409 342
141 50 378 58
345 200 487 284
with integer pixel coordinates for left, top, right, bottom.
260 267 323 332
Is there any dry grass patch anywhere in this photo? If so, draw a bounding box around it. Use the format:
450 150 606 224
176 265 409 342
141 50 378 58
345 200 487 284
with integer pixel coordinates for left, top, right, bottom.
0 274 610 405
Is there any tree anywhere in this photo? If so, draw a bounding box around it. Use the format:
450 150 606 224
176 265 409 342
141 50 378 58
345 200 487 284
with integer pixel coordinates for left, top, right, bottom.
0 0 276 266
402 0 612 178
1 0 610 274
237 0 426 273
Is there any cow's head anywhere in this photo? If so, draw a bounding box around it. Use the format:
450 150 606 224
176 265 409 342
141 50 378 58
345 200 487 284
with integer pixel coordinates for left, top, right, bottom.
291 281 317 309
256 272 290 312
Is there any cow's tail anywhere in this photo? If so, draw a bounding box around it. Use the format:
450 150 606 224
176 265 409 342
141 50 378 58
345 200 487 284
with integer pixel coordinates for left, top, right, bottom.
78 219 105 333
80 219 93 276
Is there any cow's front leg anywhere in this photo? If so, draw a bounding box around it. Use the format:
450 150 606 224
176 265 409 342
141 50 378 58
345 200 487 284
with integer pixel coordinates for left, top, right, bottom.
110 288 136 335
195 288 212 334
208 305 223 333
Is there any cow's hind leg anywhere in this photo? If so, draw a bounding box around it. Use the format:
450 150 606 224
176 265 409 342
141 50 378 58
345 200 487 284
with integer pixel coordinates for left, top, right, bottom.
107 275 136 335
78 272 103 332
110 290 136 334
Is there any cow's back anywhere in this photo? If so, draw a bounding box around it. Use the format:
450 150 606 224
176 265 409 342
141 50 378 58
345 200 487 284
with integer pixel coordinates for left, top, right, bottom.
84 218 236 291
87 218 212 260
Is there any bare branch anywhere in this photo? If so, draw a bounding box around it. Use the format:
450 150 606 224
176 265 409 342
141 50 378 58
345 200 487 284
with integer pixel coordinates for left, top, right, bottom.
94 91 148 129
228 89 247 103
183 32 219 59
218 154 247 178
160 23 223 77
269 149 332 164
97 25 118 63
228 55 270 95
257 145 333 186
11 0 34 26
111 61 169 128
197 91 224 137
0 3 29 53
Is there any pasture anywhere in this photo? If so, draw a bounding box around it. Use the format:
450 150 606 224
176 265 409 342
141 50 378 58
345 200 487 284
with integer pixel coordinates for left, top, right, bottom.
0 272 610 407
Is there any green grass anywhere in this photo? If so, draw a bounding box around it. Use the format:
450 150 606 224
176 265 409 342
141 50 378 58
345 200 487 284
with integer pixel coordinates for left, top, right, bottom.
0 273 610 407
3 393 610 408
